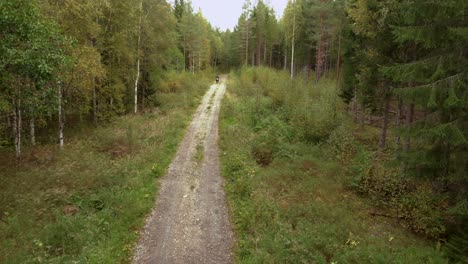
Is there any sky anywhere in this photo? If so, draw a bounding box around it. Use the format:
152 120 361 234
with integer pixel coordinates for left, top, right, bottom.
188 0 289 31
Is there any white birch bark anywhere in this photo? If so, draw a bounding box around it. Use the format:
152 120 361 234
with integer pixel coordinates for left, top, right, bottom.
13 101 21 159
291 0 296 79
134 0 143 114
58 82 64 148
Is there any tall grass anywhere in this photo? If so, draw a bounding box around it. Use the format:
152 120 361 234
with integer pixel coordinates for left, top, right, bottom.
0 72 209 263
220 67 447 263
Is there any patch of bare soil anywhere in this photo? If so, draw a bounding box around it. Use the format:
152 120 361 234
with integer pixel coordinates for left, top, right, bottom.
133 79 233 264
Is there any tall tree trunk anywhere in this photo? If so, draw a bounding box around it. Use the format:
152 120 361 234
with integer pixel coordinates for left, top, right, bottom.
315 36 322 81
395 95 403 146
291 0 296 79
188 54 192 73
256 33 262 66
336 22 342 82
403 103 414 152
192 54 195 73
353 87 358 122
269 48 273 67
315 13 323 82
17 102 22 158
183 35 187 71
403 102 414 173
93 79 97 125
379 87 391 149
284 51 287 71
315 11 330 82
58 82 64 149
198 52 201 72
7 114 11 131
13 99 21 160
142 75 146 111
30 117 36 146
360 102 365 128
245 19 249 65
134 0 143 114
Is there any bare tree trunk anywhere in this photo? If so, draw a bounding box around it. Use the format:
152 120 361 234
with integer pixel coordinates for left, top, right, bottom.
256 32 262 66
360 102 365 128
7 114 11 130
93 79 97 125
198 52 201 72
402 102 414 173
336 21 342 82
142 77 146 112
315 17 323 82
315 9 330 83
13 100 21 160
30 117 36 146
134 0 143 114
192 54 195 73
291 0 296 79
379 87 391 149
395 95 403 146
284 51 287 71
183 36 186 71
18 102 22 158
403 103 414 152
269 48 273 67
58 82 64 149
245 19 249 65
353 87 358 122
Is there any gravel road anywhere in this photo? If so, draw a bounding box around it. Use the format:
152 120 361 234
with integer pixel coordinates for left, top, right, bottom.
133 78 233 264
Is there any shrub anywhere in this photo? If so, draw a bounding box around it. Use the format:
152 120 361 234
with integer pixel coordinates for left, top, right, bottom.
352 150 447 239
327 120 357 164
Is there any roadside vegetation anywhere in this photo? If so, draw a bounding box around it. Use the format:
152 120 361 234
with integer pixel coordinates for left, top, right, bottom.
0 73 209 263
220 67 450 263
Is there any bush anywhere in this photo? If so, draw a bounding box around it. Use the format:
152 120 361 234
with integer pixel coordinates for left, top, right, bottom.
352 150 447 239
230 67 343 143
149 71 209 111
327 120 357 164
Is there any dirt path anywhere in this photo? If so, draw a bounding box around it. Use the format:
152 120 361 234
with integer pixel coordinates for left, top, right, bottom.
133 78 233 264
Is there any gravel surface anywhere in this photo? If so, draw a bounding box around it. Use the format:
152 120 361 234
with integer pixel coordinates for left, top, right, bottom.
133 79 233 264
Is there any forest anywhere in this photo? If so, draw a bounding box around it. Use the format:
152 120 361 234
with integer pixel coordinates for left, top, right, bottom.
1 0 467 263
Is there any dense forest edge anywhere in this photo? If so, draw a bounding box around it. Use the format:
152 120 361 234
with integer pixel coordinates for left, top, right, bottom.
1 0 467 263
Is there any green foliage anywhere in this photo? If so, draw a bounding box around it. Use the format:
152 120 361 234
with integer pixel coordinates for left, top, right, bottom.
0 0 66 122
350 148 447 239
220 68 447 263
327 120 357 164
0 73 207 262
232 67 344 144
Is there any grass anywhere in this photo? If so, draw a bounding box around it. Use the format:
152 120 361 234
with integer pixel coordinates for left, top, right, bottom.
219 67 448 263
195 143 205 162
0 72 209 263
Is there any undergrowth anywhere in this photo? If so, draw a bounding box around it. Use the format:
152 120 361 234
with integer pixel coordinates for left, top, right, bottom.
0 72 209 263
220 67 448 263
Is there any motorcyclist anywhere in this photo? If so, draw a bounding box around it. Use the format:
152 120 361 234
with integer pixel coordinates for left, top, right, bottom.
216 75 220 84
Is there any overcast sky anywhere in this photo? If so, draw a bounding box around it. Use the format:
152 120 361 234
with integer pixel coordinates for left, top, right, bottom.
188 0 289 31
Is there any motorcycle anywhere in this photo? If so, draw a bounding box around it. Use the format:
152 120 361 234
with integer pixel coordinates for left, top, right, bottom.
216 76 220 84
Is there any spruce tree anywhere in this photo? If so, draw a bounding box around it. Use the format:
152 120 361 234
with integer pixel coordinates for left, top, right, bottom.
382 0 467 179
382 2 467 243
